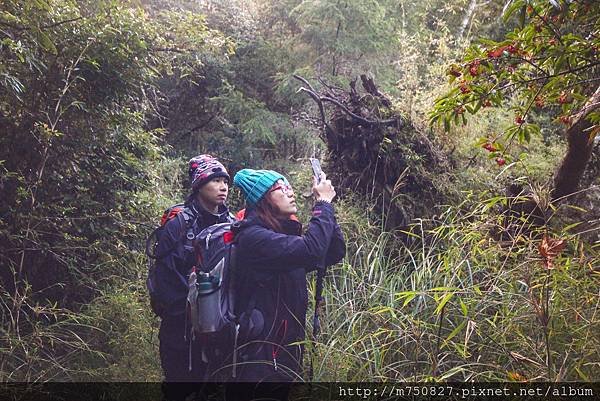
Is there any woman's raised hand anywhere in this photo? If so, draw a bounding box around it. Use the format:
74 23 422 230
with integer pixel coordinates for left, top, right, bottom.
313 172 336 203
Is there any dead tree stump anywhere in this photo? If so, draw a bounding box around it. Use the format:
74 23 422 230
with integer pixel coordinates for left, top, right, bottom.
295 75 452 229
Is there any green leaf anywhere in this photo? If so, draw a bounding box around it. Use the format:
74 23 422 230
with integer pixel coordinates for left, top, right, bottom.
441 320 467 350
32 0 52 12
398 229 420 238
503 0 525 22
575 367 591 381
37 30 57 55
562 222 582 233
528 123 541 137
434 292 454 315
555 55 566 72
524 124 532 142
372 306 397 319
0 11 19 25
484 196 504 210
588 111 600 124
395 291 418 307
517 126 525 142
430 287 456 292
402 293 417 307
460 300 468 317
564 204 588 213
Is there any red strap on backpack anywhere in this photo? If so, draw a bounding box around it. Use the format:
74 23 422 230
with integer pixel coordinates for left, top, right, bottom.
160 206 184 226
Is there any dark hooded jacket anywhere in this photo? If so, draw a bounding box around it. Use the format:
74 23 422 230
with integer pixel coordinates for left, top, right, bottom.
232 200 345 382
154 200 233 348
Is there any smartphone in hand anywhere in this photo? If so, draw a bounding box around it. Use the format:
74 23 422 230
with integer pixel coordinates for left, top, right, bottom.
310 158 322 184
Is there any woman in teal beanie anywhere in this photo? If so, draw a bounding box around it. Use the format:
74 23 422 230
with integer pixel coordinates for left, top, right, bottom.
230 168 345 392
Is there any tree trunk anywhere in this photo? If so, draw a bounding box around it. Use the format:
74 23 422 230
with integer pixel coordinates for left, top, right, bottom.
552 85 600 200
458 0 478 40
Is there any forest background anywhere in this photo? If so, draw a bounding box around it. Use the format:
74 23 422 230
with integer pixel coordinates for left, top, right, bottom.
1 0 599 383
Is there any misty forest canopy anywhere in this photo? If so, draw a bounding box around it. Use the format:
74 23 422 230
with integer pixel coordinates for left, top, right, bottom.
1 0 599 382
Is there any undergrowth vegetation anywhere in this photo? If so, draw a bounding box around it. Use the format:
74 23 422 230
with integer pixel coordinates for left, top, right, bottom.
310 193 599 381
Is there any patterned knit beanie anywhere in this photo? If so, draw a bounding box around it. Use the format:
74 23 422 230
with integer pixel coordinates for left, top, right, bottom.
188 154 230 189
233 169 288 206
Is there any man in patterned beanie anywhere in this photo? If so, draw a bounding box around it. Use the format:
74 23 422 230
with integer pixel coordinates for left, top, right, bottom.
156 154 234 395
187 154 230 213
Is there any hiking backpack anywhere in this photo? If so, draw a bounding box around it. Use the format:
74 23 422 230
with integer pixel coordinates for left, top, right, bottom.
187 221 263 378
145 203 199 317
187 222 238 335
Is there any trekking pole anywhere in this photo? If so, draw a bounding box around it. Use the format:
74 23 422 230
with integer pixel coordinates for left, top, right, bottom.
312 268 325 338
310 148 327 341
309 259 328 383
308 145 330 382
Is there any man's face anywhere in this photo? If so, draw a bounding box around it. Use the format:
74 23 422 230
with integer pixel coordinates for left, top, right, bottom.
197 177 229 211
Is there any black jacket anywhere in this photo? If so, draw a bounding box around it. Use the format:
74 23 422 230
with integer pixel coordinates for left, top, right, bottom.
233 201 345 381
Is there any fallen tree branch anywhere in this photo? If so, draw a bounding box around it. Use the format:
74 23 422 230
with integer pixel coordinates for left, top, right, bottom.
293 74 317 93
296 87 334 141
320 95 399 127
294 74 401 127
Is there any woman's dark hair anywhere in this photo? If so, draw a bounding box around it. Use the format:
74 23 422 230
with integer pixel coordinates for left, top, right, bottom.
255 187 283 233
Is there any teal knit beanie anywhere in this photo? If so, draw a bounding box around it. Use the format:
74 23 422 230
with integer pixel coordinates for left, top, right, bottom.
233 169 288 206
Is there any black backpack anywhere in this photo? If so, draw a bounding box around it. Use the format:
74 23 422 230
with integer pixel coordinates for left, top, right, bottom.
145 203 198 317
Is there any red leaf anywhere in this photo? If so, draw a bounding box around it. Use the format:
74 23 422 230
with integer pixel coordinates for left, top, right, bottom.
538 235 566 269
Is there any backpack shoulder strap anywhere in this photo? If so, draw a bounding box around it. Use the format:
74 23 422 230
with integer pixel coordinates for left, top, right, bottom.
178 205 197 229
228 223 256 318
178 205 199 248
165 206 198 288
147 205 197 260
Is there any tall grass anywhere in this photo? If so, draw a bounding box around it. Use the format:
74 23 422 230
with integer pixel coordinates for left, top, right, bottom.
309 192 600 381
2 168 597 383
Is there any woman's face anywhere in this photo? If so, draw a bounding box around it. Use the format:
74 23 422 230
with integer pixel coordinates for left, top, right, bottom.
266 179 297 218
